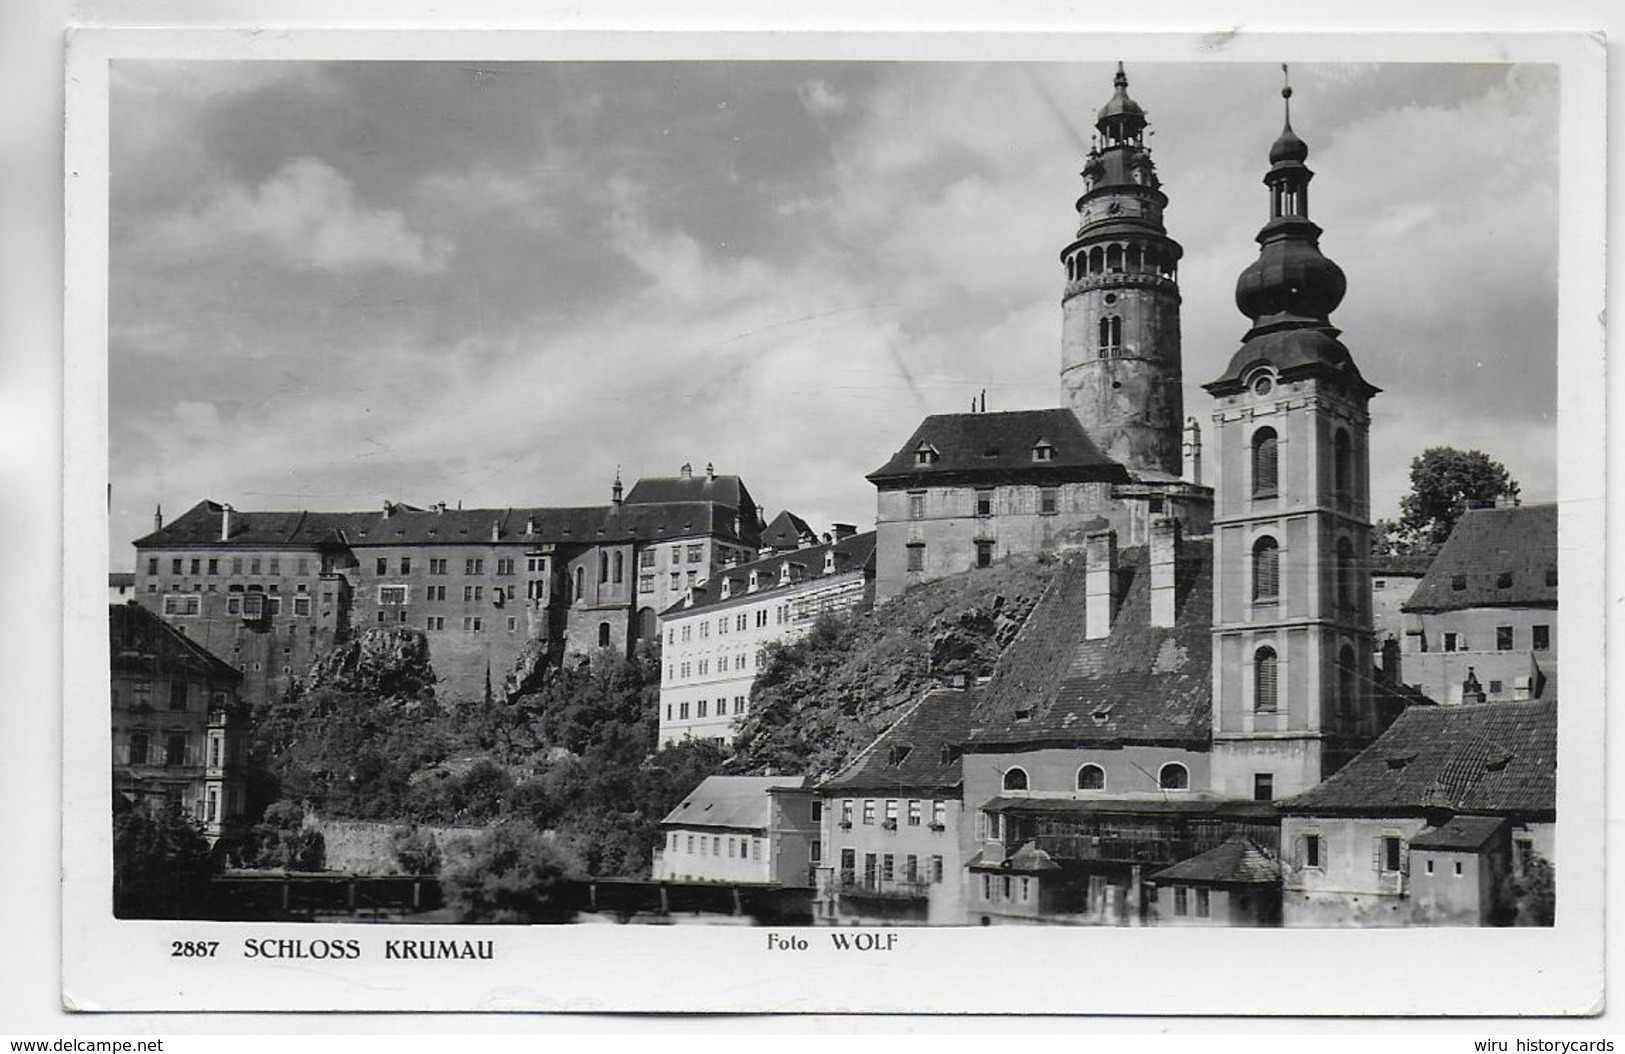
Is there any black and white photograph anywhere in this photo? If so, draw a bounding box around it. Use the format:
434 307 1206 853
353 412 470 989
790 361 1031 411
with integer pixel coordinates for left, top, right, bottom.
53 26 1608 1016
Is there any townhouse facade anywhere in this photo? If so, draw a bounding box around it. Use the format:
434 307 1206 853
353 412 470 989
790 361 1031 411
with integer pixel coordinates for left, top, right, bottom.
652 775 818 886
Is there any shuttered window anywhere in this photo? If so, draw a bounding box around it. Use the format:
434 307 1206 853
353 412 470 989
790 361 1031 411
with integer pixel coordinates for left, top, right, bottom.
1252 537 1280 601
1252 428 1279 497
1254 647 1279 713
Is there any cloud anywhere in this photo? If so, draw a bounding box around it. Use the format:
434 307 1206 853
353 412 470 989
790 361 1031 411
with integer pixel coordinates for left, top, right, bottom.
143 157 451 275
798 79 847 118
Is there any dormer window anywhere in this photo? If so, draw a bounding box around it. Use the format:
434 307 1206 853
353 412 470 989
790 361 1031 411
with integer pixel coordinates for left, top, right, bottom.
1032 440 1055 463
914 443 939 466
748 570 760 592
888 745 912 766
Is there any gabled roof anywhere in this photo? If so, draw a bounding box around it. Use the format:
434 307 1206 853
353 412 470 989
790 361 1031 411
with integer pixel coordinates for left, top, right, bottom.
109 603 241 685
866 408 1129 487
659 775 809 831
1151 837 1281 887
760 510 817 551
1280 699 1556 819
1403 504 1557 613
660 531 877 618
819 688 978 796
965 540 1213 749
1409 815 1507 852
624 470 757 517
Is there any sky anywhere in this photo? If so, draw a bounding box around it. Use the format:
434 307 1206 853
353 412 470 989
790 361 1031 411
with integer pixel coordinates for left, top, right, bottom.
107 59 1559 567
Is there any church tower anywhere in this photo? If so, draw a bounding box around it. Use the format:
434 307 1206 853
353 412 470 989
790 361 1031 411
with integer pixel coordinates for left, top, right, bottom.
1204 75 1381 800
1059 64 1185 478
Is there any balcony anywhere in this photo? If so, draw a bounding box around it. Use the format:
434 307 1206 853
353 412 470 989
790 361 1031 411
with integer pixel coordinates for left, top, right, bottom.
836 873 931 902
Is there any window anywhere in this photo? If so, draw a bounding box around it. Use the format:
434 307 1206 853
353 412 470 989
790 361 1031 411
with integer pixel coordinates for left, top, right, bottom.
171 558 183 575
686 545 703 564
736 613 747 631
908 492 925 520
298 558 310 576
1077 764 1105 790
932 855 944 883
1159 763 1189 791
981 874 992 901
1254 647 1278 713
598 622 612 648
598 552 608 584
206 558 218 576
1195 889 1210 918
226 596 241 615
863 853 878 885
128 731 149 765
1252 536 1280 601
1174 887 1188 916
430 559 448 575
1002 768 1029 792
162 594 201 616
1425 859 1435 875
905 855 918 883
466 558 484 575
638 574 654 594
1097 314 1122 354
1443 632 1460 652
840 799 853 827
907 800 922 827
913 445 938 467
576 567 586 601
906 543 925 572
1039 487 1058 515
1497 626 1514 651
168 682 187 711
1253 773 1274 801
1451 574 1467 591
1252 427 1279 498
640 550 655 569
884 800 898 827
1032 441 1055 463
188 557 200 575
165 733 187 767
250 558 261 575
494 557 511 576
862 800 876 825
379 585 408 605
1336 536 1356 609
146 557 158 576
975 489 994 517
678 702 689 719
755 609 768 628
426 616 444 630
1381 835 1404 873
1533 625 1551 651
269 557 281 575
376 558 388 576
465 616 483 631
1545 567 1558 587
976 540 994 569
882 854 894 882
1304 832 1322 869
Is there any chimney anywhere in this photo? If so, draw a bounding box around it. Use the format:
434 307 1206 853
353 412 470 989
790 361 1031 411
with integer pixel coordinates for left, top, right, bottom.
680 462 693 480
436 502 447 514
1084 529 1117 640
1381 636 1401 683
1149 516 1180 628
383 500 395 520
1462 666 1486 704
525 517 536 536
832 523 857 541
1183 417 1203 486
490 520 501 542
153 504 164 532
612 469 624 507
219 504 234 542
705 462 715 481
821 532 833 545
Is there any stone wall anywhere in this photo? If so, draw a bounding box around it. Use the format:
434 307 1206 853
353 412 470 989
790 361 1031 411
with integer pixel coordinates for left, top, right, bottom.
308 818 489 875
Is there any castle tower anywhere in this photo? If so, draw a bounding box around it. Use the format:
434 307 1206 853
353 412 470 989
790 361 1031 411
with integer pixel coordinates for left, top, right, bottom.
1203 75 1381 800
1059 64 1185 478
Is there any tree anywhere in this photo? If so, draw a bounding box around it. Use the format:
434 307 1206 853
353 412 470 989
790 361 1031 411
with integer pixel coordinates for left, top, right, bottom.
113 804 217 918
1498 855 1556 927
1393 447 1521 551
442 822 581 924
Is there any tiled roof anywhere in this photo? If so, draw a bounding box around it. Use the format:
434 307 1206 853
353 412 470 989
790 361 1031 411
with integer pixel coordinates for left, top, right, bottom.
760 510 816 551
866 408 1129 486
109 603 242 684
1403 504 1557 613
660 532 877 618
1151 837 1281 887
964 540 1213 749
135 494 761 550
623 471 756 516
659 775 809 831
819 688 978 796
108 572 136 588
1409 815 1507 852
1280 699 1556 818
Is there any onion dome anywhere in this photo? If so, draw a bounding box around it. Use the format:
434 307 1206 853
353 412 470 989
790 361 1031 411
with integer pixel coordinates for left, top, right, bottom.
1096 62 1145 125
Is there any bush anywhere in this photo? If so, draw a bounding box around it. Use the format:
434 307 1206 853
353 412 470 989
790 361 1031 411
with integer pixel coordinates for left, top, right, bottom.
390 826 442 876
113 805 217 918
1500 856 1556 927
442 822 581 924
245 800 326 871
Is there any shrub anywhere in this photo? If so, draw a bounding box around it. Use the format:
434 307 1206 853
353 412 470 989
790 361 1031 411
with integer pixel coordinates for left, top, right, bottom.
442 822 581 924
390 826 442 876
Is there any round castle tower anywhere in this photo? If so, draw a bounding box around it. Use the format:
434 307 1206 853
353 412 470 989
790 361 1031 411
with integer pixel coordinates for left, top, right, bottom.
1059 64 1185 478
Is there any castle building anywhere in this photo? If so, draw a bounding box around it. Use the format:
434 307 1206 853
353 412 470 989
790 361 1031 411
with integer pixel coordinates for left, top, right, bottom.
656 530 875 747
131 465 765 705
1396 503 1557 706
1201 78 1382 799
110 603 250 847
868 66 1210 604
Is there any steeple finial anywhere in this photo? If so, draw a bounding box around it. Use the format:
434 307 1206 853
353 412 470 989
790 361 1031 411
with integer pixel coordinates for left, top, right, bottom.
612 466 624 505
1281 64 1293 126
1115 61 1128 89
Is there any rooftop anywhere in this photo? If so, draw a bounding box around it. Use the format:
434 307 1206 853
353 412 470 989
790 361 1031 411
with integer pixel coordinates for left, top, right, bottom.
658 774 810 832
1280 699 1556 819
819 688 978 796
660 532 876 618
1408 814 1508 853
1403 504 1558 613
964 540 1213 750
759 510 817 552
1151 836 1281 887
110 602 242 685
866 408 1129 487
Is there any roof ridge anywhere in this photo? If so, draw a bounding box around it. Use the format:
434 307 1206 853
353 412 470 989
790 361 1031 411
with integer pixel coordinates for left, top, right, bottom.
819 687 944 788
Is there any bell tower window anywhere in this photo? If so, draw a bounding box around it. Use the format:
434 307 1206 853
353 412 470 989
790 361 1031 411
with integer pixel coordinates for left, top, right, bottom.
1252 427 1279 498
1254 647 1279 712
1334 429 1352 508
1097 315 1122 357
1252 536 1280 601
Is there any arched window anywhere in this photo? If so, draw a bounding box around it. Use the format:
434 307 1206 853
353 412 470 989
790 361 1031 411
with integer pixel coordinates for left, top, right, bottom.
1252 536 1280 602
1077 764 1106 791
598 551 609 584
1333 429 1352 507
1336 537 1356 609
613 551 624 585
574 566 584 603
1338 644 1357 724
1254 646 1279 713
1002 767 1029 792
1158 763 1189 791
1106 244 1124 272
1089 246 1103 274
1252 427 1279 498
1127 244 1142 272
598 622 611 648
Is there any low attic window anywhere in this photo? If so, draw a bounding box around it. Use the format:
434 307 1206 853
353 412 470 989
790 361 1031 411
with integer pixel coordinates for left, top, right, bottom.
888 745 913 766
914 443 939 466
1384 750 1419 769
1032 441 1055 463
940 744 963 766
982 446 1001 458
1014 708 1033 722
1450 575 1467 591
1496 571 1514 589
1545 567 1559 587
1091 706 1113 726
1483 749 1513 772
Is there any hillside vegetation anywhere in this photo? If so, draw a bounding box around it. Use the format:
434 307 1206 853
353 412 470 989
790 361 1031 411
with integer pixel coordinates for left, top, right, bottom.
727 553 1061 779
